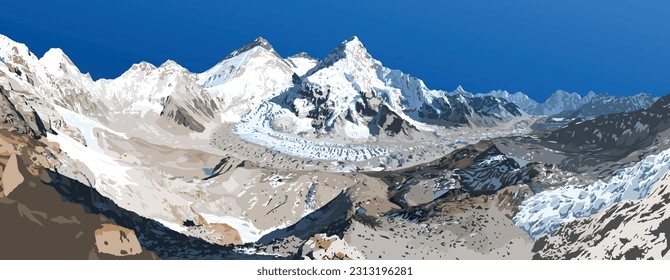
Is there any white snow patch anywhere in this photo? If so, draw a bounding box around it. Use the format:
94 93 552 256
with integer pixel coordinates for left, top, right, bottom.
154 218 187 233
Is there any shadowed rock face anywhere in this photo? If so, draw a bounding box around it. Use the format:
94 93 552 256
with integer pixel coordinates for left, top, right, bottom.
454 145 535 195
371 104 419 137
0 86 44 137
380 142 541 208
258 191 355 245
291 87 421 138
160 95 217 133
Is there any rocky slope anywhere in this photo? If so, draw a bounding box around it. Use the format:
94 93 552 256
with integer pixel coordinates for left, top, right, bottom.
0 127 156 259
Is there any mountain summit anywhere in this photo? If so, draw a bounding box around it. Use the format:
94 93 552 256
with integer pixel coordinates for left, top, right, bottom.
225 36 280 60
197 37 295 121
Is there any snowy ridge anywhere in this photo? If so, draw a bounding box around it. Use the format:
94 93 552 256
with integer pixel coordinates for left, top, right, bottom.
285 52 319 77
448 87 538 112
525 90 586 116
556 93 657 119
0 34 54 97
0 35 85 138
484 90 539 111
197 38 295 121
94 59 217 131
452 87 655 119
96 61 166 115
514 147 670 240
39 48 110 118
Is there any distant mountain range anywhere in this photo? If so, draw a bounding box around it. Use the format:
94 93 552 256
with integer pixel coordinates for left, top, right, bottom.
452 87 657 119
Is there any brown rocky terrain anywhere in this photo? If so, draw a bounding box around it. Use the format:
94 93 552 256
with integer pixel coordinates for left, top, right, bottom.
0 127 157 259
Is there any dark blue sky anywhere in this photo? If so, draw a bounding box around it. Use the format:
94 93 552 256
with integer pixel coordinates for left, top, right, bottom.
2 0 669 101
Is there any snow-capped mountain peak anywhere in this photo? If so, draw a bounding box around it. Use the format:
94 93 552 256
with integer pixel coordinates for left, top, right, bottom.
447 85 476 98
549 90 582 103
96 60 206 113
484 90 537 112
40 48 77 77
303 35 382 97
224 36 279 60
322 36 371 67
39 47 97 88
524 90 584 116
158 59 193 76
453 85 468 95
1 34 56 93
37 47 107 118
118 61 158 80
196 37 296 121
278 36 527 141
585 90 598 102
159 59 182 68
90 57 218 132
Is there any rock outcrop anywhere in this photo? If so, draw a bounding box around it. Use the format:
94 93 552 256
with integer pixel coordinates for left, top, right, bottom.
1 153 25 197
299 234 364 260
94 224 143 256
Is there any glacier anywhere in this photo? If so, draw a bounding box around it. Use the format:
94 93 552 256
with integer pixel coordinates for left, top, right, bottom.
514 147 670 240
234 101 389 162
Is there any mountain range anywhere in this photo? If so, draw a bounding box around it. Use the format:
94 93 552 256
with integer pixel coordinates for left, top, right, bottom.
1 32 668 260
